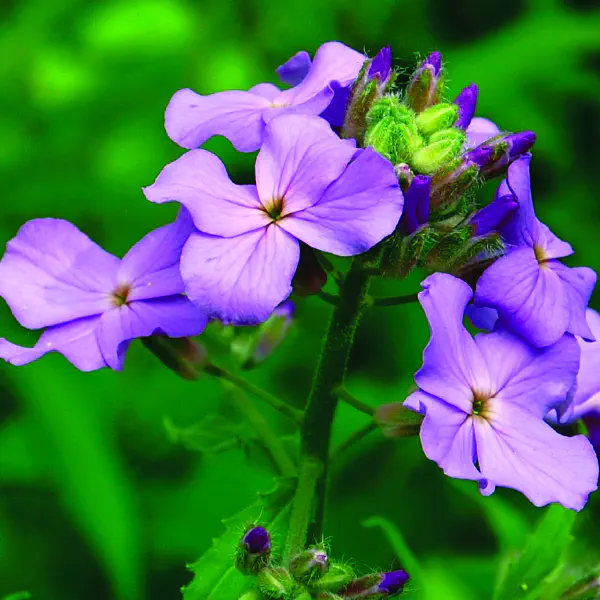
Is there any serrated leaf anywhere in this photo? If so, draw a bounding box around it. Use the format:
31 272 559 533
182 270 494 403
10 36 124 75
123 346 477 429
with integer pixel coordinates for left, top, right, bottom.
182 479 295 600
494 505 576 600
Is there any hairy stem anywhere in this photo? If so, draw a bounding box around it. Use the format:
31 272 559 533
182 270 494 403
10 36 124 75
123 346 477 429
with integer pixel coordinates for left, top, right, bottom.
284 256 374 560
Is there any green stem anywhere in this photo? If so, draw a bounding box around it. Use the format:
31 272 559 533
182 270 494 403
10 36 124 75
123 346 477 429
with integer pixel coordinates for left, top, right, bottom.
334 386 375 416
315 252 344 285
283 255 374 560
330 422 378 464
205 363 303 425
228 388 297 478
316 290 340 307
368 293 419 307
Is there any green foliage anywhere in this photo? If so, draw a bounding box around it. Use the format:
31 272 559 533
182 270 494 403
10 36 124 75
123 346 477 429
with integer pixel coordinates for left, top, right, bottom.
2 593 31 600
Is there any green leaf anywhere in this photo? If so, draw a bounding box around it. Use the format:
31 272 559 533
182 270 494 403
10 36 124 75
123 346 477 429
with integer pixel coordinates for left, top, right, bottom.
2 593 31 600
494 505 576 600
182 479 295 600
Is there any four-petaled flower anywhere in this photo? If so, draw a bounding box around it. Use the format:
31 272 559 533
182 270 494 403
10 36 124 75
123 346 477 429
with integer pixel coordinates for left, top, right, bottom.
405 272 598 510
475 153 596 347
165 41 366 153
144 114 404 325
0 210 207 371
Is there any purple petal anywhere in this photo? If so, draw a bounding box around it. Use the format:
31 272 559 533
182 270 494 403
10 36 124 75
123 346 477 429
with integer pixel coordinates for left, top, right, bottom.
276 50 312 86
475 329 580 419
119 209 194 301
0 219 118 329
180 226 299 326
249 83 281 101
368 46 392 81
415 273 491 413
403 175 430 233
278 147 403 256
0 316 106 371
549 262 596 340
475 247 571 347
143 149 269 237
453 84 478 130
465 117 500 149
405 390 483 482
164 88 271 152
471 193 517 236
276 41 365 116
475 403 598 510
465 305 499 331
573 309 600 418
256 114 356 216
97 297 208 370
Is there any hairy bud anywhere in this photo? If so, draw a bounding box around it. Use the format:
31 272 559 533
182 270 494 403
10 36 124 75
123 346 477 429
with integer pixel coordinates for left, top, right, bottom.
289 546 330 582
411 128 465 175
313 562 356 592
406 51 444 113
453 84 478 130
236 526 272 575
340 570 410 598
258 567 295 599
415 103 458 137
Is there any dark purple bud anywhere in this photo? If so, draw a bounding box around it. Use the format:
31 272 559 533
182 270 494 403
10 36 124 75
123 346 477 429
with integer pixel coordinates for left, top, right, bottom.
368 46 392 82
243 526 271 554
453 83 478 129
236 525 272 575
464 145 494 168
471 193 518 236
406 51 444 113
403 175 430 234
379 570 410 594
507 130 536 159
340 570 410 598
479 131 536 179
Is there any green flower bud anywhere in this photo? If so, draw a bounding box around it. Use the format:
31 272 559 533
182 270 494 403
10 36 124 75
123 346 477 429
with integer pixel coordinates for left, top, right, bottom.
375 402 423 438
312 562 355 592
415 103 458 137
289 547 329 582
258 567 296 599
141 335 208 380
411 128 465 174
366 95 410 124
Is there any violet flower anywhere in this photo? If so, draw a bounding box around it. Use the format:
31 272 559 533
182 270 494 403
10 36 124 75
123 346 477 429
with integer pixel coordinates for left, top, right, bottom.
0 210 207 371
405 272 598 510
144 114 403 326
165 41 365 152
475 154 596 347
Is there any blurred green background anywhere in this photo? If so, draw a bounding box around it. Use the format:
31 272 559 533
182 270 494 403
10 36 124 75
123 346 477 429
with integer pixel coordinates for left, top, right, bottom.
1 0 600 598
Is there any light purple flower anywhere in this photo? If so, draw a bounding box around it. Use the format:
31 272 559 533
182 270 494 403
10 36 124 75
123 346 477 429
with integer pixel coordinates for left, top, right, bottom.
405 272 598 510
165 41 366 153
144 114 404 326
0 210 207 371
475 154 596 347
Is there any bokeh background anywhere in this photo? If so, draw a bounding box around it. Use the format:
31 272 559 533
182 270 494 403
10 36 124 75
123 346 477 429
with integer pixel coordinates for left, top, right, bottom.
1 0 600 598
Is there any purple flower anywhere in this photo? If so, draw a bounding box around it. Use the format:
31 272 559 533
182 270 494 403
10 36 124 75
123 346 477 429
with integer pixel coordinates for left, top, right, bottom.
475 154 596 347
471 191 517 236
0 210 207 371
144 114 403 325
165 41 366 153
367 46 392 83
405 272 598 510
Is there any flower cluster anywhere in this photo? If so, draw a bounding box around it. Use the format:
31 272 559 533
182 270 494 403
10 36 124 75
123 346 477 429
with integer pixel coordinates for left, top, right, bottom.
0 41 598 516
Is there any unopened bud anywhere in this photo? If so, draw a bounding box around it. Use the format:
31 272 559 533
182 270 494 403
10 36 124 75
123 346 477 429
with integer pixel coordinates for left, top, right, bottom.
406 51 443 113
415 103 458 137
402 175 430 234
313 562 355 592
289 546 330 582
368 46 392 84
238 591 263 600
471 192 517 236
411 128 465 175
453 84 478 130
236 526 272 575
292 244 327 297
394 163 414 191
340 570 410 598
478 131 536 179
375 402 423 438
258 567 295 599
141 335 208 380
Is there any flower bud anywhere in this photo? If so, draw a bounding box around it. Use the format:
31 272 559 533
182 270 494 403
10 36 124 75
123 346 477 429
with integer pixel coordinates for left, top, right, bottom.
340 570 410 598
238 591 263 600
141 335 208 380
402 175 431 234
292 244 327 297
453 84 478 130
394 163 414 191
368 46 392 84
375 402 423 438
289 546 330 582
415 103 458 137
470 192 517 236
236 526 272 575
478 131 536 179
258 567 295 599
406 51 443 113
313 562 355 592
411 128 465 175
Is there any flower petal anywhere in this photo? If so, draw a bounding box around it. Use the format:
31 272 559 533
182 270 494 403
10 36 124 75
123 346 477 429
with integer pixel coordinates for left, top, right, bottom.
164 88 271 152
119 208 194 301
475 329 580 418
0 219 118 329
181 225 299 326
572 309 600 418
249 83 281 101
475 405 598 510
276 50 311 86
278 147 403 255
0 316 106 371
143 149 269 237
415 273 490 412
97 297 208 370
255 114 356 216
405 390 482 482
465 117 500 148
475 246 570 347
